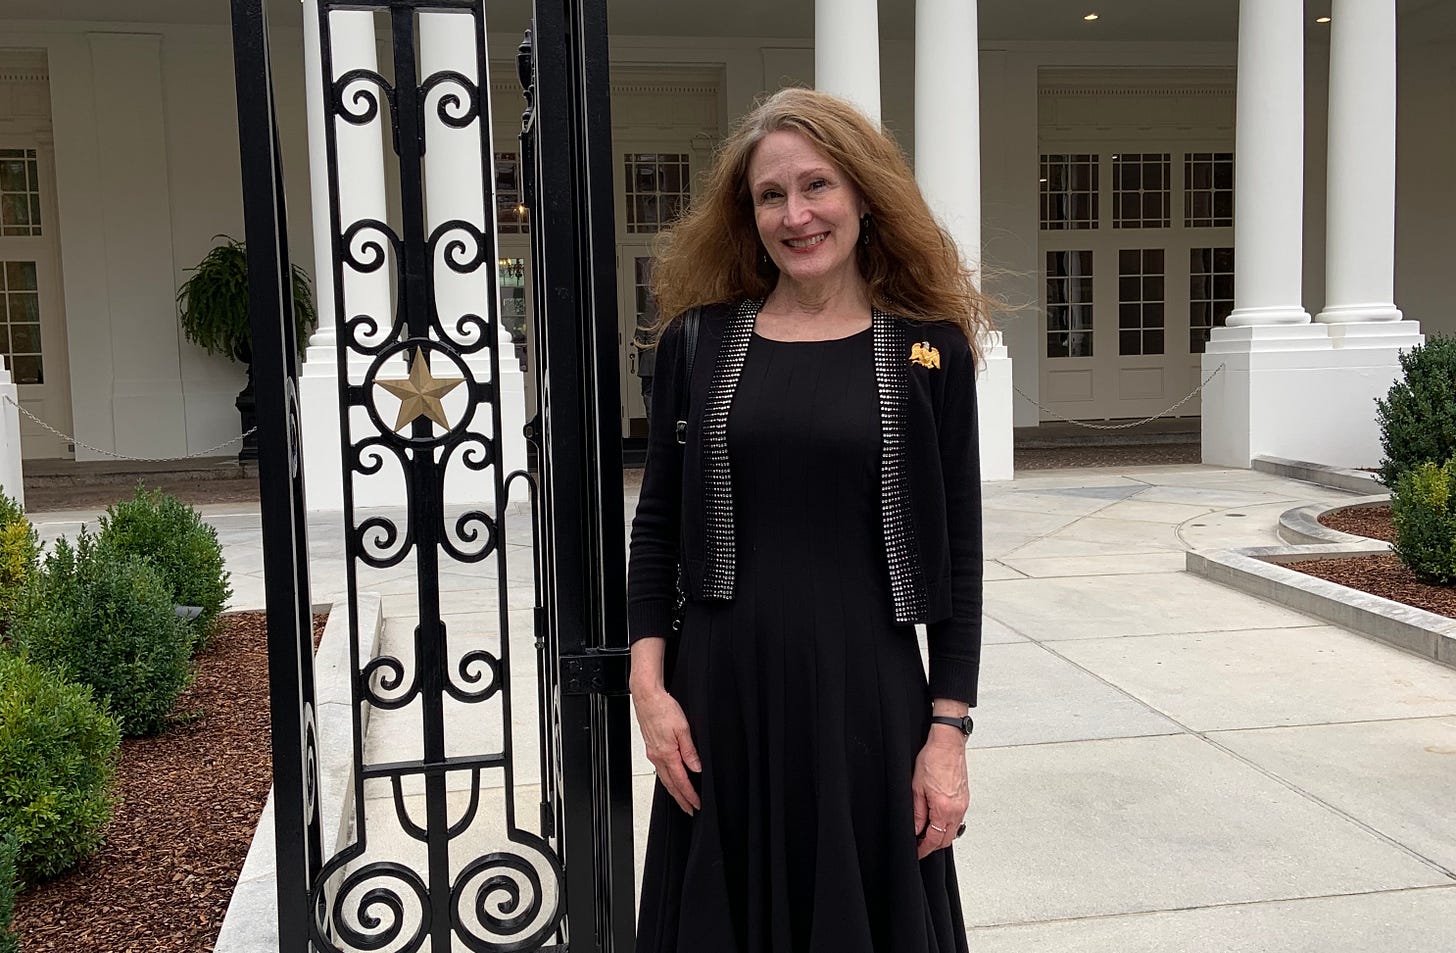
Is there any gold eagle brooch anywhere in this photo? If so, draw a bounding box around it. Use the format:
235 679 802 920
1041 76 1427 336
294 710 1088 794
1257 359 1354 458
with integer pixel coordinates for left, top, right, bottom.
910 341 941 369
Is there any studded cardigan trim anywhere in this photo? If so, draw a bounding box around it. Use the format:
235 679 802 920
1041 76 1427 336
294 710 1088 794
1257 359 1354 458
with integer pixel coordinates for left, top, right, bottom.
697 299 928 622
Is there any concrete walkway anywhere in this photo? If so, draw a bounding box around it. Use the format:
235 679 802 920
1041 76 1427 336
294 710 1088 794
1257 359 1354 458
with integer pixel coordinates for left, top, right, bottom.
32 464 1456 950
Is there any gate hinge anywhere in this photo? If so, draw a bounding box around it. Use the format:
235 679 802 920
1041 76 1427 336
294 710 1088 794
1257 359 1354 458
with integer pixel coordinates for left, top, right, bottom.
560 647 631 696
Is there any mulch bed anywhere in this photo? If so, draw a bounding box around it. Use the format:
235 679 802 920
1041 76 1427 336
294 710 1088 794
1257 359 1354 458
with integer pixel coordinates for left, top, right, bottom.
1294 504 1456 620
13 611 326 953
1014 443 1202 471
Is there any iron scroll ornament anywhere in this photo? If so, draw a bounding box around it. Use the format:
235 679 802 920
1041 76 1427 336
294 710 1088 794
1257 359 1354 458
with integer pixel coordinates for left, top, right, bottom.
305 1 566 951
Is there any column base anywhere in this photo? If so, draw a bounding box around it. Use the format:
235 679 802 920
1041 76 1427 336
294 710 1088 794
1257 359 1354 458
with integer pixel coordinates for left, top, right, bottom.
1225 305 1313 327
1201 321 1423 469
1316 303 1403 324
0 364 22 507
977 332 1013 482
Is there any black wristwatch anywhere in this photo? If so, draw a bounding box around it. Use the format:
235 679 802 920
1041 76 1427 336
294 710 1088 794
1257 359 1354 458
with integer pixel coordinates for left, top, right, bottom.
930 714 974 737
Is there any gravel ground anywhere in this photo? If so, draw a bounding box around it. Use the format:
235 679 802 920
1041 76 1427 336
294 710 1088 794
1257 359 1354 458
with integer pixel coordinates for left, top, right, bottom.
12 612 325 953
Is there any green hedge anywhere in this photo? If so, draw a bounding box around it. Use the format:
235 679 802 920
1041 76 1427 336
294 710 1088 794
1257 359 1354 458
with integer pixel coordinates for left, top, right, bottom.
0 493 37 632
0 832 18 953
1391 457 1456 585
97 487 232 645
1376 336 1456 489
0 653 120 884
10 531 195 736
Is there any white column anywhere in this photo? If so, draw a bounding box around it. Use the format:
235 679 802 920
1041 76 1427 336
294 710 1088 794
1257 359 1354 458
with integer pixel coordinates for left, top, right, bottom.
419 12 528 500
0 359 22 508
1316 0 1402 324
815 0 881 123
914 0 1011 481
300 1 392 511
1225 0 1310 327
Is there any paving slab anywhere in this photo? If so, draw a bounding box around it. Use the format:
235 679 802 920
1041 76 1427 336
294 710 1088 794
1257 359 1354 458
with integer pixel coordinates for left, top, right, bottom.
1214 717 1456 871
970 643 1180 748
956 734 1450 927
998 551 1187 578
985 571 1319 641
1054 626 1456 730
966 885 1456 952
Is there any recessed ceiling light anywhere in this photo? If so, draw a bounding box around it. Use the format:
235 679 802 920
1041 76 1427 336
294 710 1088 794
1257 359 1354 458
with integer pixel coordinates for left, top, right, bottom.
1084 13 1099 21
1316 16 1331 23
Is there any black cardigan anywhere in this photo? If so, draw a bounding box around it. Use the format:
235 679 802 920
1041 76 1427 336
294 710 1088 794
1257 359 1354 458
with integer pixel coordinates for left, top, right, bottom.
626 300 985 706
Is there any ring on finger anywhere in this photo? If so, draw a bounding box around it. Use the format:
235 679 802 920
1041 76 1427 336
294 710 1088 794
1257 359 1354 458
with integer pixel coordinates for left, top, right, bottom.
928 823 947 834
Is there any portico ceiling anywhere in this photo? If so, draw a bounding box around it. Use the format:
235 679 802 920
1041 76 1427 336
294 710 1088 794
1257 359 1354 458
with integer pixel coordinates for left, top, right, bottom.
3 0 1454 44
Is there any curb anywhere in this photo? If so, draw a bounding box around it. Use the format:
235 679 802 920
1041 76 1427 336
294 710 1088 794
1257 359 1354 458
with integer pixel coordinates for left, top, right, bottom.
213 592 383 953
1276 494 1389 546
1187 506 1456 669
1251 454 1386 495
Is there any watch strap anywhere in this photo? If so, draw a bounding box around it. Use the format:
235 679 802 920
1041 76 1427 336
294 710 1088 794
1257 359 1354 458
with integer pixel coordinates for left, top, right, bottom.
930 714 974 737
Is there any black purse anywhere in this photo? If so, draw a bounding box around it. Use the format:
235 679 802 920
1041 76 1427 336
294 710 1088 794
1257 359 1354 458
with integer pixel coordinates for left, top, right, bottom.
670 307 701 634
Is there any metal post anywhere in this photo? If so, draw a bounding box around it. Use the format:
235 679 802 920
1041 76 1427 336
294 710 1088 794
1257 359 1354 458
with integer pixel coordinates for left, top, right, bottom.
228 1 322 950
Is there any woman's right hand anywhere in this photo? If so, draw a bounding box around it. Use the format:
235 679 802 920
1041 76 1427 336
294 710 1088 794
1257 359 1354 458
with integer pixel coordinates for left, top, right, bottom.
630 638 702 815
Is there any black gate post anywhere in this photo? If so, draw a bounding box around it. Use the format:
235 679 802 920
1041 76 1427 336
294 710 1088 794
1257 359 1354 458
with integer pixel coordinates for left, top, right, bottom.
522 0 636 948
229 1 322 951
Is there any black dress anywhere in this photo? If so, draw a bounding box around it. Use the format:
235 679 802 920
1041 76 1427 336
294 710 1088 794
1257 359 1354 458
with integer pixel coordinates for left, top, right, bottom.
637 328 969 953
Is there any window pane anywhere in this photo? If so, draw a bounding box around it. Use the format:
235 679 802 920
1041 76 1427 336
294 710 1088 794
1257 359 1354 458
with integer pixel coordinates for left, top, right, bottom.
1047 304 1069 332
1069 332 1093 357
1070 304 1094 330
9 324 40 352
1047 332 1070 358
1120 330 1141 355
1119 276 1141 301
1 195 24 226
8 294 38 323
4 261 36 291
1144 329 1164 355
1143 275 1165 301
10 354 41 384
1119 303 1141 329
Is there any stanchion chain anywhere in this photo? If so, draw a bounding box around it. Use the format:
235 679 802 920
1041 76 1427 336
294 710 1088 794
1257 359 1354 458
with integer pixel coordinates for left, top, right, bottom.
1013 362 1226 431
1 394 256 462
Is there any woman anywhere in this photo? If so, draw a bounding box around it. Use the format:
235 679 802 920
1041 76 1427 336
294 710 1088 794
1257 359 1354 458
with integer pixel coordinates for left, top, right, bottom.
627 87 988 953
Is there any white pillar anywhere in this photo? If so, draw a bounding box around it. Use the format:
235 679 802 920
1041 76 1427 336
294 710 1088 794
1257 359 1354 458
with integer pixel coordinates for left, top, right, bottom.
1316 0 1402 324
0 359 22 509
914 0 1011 481
816 0 881 123
300 2 393 511
1202 0 1421 470
419 12 528 500
1225 0 1310 327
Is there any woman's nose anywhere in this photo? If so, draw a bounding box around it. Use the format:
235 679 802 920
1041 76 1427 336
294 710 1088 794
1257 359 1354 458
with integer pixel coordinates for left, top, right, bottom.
783 194 813 225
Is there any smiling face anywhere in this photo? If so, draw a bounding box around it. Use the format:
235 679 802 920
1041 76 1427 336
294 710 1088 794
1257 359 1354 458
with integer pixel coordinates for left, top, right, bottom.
747 129 868 293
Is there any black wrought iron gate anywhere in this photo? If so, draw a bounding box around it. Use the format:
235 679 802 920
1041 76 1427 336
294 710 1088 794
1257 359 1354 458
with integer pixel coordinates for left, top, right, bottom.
230 0 635 950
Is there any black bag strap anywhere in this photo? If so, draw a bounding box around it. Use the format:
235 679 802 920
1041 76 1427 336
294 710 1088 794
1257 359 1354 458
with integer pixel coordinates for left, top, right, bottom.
675 306 701 447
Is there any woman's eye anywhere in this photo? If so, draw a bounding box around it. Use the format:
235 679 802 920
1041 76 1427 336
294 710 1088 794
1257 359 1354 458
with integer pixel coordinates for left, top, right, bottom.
808 179 829 191
760 190 783 203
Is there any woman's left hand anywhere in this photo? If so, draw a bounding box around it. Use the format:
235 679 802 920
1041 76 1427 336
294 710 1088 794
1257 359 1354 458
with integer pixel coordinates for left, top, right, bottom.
911 728 969 860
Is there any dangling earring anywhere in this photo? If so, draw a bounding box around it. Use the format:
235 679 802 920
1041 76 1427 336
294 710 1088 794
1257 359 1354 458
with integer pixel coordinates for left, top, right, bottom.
759 248 772 267
860 212 873 247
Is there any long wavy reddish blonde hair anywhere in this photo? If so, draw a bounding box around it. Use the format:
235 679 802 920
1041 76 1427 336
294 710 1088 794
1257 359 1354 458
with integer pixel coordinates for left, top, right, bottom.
649 87 992 356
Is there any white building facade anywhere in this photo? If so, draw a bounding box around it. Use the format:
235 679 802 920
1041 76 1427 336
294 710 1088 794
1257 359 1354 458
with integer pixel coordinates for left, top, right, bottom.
0 0 1452 499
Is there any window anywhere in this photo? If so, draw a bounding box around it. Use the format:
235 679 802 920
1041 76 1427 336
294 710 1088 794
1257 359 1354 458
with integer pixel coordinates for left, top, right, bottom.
1046 250 1094 357
1189 247 1235 353
0 149 42 237
1040 154 1098 230
1185 153 1234 228
494 153 528 234
632 257 658 347
1 260 42 384
1112 153 1170 229
1118 249 1165 356
624 153 690 234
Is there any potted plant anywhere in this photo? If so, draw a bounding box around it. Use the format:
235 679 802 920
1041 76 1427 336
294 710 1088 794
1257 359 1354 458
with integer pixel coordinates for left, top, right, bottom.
176 235 317 462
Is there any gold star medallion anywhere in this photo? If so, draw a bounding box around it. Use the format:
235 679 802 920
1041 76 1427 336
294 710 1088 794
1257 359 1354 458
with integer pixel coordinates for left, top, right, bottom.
375 348 465 432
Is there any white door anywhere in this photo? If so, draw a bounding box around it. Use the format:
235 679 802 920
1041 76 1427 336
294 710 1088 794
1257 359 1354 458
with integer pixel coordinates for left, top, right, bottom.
1038 146 1233 422
0 144 71 458
613 145 696 439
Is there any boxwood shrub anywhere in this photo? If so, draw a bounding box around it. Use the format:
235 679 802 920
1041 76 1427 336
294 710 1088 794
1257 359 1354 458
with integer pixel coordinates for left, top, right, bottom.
0 653 120 884
0 493 37 631
10 531 194 736
0 831 17 953
1391 456 1456 585
1376 335 1456 489
97 486 232 645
